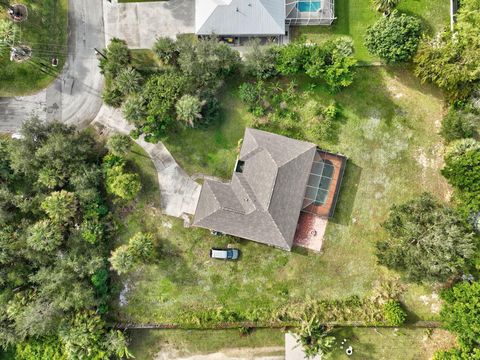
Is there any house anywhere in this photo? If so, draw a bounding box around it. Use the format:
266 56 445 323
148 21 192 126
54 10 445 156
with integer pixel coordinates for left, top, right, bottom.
195 0 335 43
193 128 346 251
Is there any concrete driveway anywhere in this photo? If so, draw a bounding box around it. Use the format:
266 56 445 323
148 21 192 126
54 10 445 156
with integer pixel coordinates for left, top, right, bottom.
104 0 195 49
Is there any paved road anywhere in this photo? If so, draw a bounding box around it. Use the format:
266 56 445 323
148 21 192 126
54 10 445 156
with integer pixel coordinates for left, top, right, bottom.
0 0 104 132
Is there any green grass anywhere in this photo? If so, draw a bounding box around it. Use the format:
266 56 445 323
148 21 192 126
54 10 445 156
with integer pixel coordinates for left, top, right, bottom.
111 66 449 325
162 78 254 179
329 327 456 360
126 327 455 360
0 0 68 96
292 0 450 63
127 329 284 359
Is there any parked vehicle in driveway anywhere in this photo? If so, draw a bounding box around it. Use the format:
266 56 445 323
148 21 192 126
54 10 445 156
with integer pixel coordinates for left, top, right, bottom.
210 248 240 260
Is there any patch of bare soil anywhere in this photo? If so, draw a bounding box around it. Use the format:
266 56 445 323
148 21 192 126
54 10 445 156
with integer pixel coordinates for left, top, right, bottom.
420 329 457 359
154 346 284 360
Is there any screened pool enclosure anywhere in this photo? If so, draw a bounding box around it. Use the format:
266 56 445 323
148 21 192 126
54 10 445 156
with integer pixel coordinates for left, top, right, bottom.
286 0 335 25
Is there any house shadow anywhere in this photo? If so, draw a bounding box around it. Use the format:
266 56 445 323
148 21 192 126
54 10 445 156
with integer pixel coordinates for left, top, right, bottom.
329 160 362 226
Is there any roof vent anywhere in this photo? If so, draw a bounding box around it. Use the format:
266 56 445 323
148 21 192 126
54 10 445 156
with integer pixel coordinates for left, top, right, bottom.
235 160 245 173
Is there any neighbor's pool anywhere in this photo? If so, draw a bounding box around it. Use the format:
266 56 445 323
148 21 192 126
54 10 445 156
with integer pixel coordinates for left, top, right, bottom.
296 1 321 12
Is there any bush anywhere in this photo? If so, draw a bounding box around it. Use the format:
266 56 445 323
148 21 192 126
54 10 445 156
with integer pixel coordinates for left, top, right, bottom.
440 109 477 143
153 36 178 65
244 40 279 79
365 11 422 63
175 94 205 127
383 300 407 326
276 43 310 75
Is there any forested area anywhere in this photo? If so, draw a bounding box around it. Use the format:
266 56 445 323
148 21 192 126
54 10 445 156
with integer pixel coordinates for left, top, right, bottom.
0 120 132 359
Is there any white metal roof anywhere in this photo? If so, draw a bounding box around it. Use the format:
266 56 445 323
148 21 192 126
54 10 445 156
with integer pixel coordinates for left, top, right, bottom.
195 0 286 36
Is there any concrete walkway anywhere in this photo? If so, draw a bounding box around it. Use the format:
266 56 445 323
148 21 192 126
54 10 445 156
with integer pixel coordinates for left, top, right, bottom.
103 0 194 49
93 106 201 218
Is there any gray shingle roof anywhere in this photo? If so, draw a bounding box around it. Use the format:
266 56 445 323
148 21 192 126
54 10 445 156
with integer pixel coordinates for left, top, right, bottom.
193 128 316 250
195 0 286 36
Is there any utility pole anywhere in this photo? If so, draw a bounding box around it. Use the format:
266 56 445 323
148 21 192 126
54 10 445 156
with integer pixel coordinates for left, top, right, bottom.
94 48 107 60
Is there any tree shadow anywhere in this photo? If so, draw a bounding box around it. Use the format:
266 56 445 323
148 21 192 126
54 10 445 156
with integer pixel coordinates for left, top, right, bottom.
329 160 362 226
153 236 200 286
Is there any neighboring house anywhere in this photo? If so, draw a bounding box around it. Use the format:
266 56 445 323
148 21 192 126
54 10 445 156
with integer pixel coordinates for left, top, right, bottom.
193 128 346 251
195 0 335 43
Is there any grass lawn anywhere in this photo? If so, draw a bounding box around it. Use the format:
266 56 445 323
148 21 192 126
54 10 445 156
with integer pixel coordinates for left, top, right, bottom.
330 327 456 360
110 65 449 325
126 327 455 360
127 329 284 359
0 0 68 96
292 0 450 63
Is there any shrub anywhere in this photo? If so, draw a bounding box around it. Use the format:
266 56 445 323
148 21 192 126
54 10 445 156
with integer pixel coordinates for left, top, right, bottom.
383 300 407 326
365 11 422 63
244 40 279 79
440 109 477 143
276 43 310 75
372 0 400 15
297 317 335 359
153 36 178 65
442 139 480 212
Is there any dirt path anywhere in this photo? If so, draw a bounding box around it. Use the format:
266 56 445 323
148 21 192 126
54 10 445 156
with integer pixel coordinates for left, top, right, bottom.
154 346 284 360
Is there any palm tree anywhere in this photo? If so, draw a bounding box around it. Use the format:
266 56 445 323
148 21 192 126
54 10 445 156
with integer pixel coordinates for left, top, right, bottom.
175 94 205 127
372 0 400 15
115 67 142 95
296 316 335 359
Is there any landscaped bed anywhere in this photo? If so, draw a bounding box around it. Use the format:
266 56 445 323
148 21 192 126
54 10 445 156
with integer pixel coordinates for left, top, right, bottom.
110 65 449 326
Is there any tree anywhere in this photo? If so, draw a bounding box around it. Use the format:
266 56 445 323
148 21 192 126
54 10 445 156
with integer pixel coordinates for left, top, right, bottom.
244 40 279 79
153 36 178 65
0 19 15 44
177 37 241 89
26 220 63 252
440 109 477 143
414 0 480 99
297 317 335 359
109 245 135 275
106 134 132 157
365 11 422 63
122 94 147 125
99 38 130 78
115 67 142 95
276 43 310 75
371 0 400 15
109 232 155 275
0 120 122 355
440 281 480 349
141 72 187 136
377 193 476 282
59 311 130 359
41 191 77 224
442 139 480 212
128 232 155 260
175 94 204 127
105 166 141 201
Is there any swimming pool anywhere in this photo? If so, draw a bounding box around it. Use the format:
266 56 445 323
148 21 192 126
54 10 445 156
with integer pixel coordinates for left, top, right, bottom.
296 1 321 12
